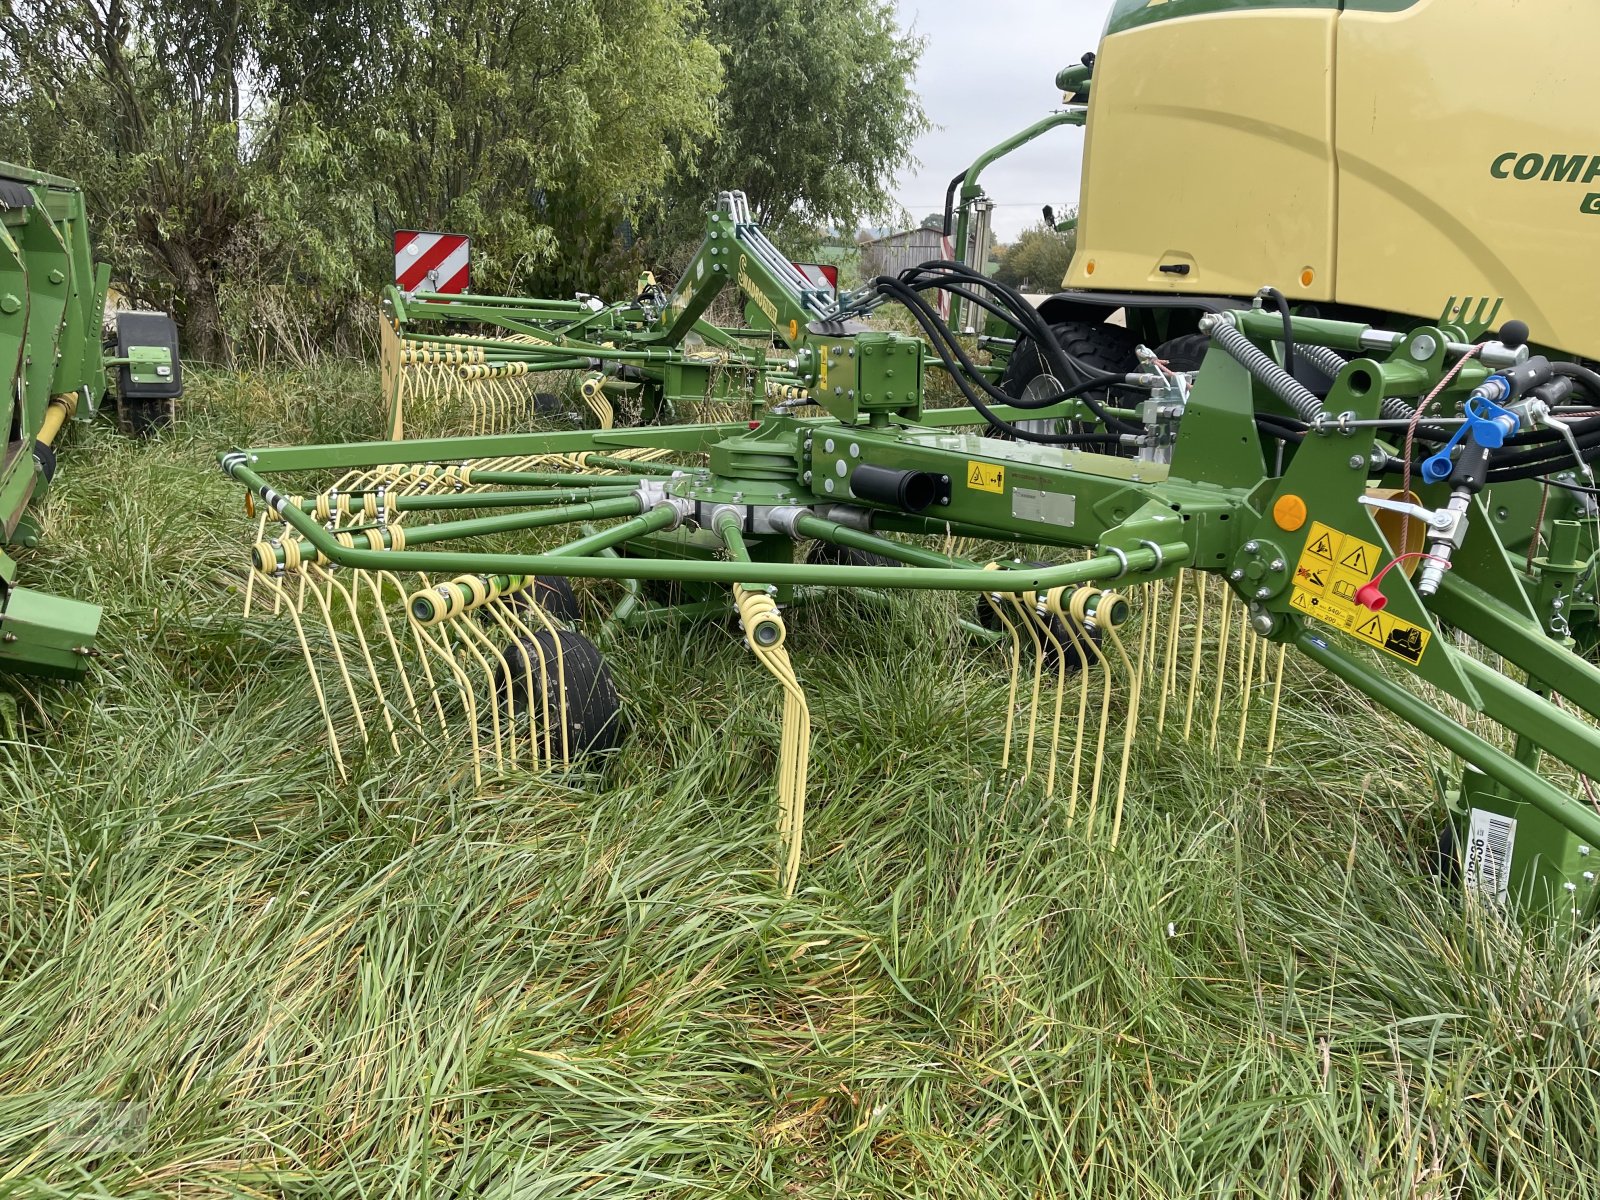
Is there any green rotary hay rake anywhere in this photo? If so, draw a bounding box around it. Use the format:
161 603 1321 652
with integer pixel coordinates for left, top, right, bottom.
225 192 1600 915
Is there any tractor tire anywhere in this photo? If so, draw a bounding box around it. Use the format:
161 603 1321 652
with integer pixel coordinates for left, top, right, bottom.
1152 332 1211 373
32 440 57 484
996 319 1141 440
498 627 624 757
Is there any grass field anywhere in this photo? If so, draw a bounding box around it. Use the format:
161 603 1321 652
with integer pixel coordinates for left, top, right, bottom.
2 366 1598 1197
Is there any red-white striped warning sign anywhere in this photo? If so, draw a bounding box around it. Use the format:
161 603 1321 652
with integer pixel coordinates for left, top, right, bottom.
394 230 470 295
792 262 839 296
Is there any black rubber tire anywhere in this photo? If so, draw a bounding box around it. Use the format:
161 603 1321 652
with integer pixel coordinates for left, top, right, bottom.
1158 329 1343 392
995 319 1141 441
1152 332 1211 373
497 628 624 756
499 575 582 623
533 392 564 416
805 542 901 569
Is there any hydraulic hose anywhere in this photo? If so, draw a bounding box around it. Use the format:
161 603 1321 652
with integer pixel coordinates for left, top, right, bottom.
901 260 1134 400
1261 287 1298 380
887 262 1143 435
1554 361 1600 403
871 275 1132 444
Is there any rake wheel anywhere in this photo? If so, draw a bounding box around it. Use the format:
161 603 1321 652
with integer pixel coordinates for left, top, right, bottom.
497 628 624 757
475 575 582 627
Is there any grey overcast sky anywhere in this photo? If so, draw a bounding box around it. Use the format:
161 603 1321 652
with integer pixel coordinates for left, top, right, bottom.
890 0 1112 242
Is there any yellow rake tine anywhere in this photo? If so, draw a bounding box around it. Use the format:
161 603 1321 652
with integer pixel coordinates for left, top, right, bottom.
1156 569 1185 733
1182 572 1208 740
983 567 1025 776
1097 591 1144 848
310 564 402 755
1208 584 1235 755
440 618 512 772
450 613 523 768
410 617 489 791
257 571 347 780
296 566 371 749
361 571 426 733
1007 591 1047 780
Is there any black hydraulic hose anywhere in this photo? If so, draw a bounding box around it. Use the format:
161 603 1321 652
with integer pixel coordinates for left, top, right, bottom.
1494 419 1600 462
1255 411 1308 434
1551 479 1600 498
941 171 967 236
1255 415 1306 444
1483 421 1600 470
885 282 1129 445
908 279 1025 330
890 262 1142 433
1262 287 1297 380
872 274 1140 435
898 296 1130 442
902 272 1102 375
1553 361 1600 403
874 277 1032 407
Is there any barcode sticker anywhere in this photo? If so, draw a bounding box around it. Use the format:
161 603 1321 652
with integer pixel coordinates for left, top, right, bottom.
1465 809 1517 904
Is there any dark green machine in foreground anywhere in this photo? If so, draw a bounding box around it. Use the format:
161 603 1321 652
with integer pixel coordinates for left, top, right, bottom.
224 191 1600 920
1 161 181 679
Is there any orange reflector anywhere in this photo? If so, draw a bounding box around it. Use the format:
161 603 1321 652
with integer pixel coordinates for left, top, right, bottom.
1085 260 1097 276
1273 493 1307 532
245 492 256 519
1300 268 1316 288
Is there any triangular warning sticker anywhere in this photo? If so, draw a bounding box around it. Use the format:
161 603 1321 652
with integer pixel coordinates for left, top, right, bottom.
1355 613 1383 642
1307 533 1334 561
1340 544 1371 573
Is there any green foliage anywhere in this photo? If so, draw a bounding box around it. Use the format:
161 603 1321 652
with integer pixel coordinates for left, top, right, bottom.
3 368 1600 1193
994 215 1078 292
0 0 724 362
0 0 923 364
649 0 927 252
315 0 723 300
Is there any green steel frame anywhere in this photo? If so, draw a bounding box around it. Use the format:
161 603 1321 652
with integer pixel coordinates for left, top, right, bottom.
0 162 181 679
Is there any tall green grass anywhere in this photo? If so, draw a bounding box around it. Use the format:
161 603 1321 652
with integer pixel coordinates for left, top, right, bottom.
1 367 1597 1197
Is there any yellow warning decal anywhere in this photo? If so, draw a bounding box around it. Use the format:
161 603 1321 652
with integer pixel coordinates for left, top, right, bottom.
967 461 1005 494
817 353 828 390
1289 520 1431 666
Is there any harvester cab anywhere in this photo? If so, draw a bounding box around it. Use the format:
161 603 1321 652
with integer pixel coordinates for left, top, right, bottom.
222 2 1600 923
1 160 182 680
